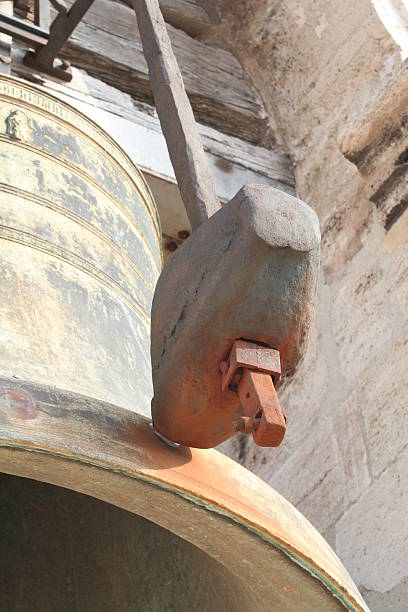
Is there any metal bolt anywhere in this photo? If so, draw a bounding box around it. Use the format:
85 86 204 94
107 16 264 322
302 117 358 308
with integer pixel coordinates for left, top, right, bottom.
166 241 178 252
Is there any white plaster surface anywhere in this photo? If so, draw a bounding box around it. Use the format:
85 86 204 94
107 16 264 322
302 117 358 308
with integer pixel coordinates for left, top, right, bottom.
336 447 408 593
336 391 371 503
360 330 408 478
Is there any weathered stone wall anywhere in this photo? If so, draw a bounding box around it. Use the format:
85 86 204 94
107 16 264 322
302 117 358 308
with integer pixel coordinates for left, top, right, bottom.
211 2 408 609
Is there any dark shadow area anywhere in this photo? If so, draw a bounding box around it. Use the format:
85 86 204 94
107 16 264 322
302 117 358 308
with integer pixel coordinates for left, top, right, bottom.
0 473 246 612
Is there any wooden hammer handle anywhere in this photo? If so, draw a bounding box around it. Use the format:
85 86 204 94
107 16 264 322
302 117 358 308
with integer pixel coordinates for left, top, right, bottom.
133 0 221 231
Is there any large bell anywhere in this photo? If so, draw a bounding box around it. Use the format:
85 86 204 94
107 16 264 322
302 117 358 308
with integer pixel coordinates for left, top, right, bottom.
0 74 162 415
0 76 367 611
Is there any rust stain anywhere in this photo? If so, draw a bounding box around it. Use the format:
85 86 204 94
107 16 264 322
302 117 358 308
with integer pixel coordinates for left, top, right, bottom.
0 387 37 420
221 339 281 391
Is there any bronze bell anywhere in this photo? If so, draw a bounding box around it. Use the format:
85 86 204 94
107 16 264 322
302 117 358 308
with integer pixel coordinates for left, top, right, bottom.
0 76 367 611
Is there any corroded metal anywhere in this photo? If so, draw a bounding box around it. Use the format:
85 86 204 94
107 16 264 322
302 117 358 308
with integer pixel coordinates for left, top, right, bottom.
0 74 162 415
220 339 281 391
0 378 369 611
222 340 286 447
237 368 286 446
0 0 94 81
0 12 49 47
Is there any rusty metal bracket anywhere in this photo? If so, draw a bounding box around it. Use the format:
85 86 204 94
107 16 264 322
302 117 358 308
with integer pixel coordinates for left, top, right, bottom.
221 340 286 448
220 339 281 391
0 0 94 80
23 0 95 81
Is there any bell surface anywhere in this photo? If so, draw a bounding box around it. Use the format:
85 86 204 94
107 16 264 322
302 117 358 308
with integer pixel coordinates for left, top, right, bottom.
0 74 162 416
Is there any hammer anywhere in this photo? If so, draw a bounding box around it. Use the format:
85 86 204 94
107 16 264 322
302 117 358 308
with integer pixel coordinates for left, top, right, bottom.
133 0 320 449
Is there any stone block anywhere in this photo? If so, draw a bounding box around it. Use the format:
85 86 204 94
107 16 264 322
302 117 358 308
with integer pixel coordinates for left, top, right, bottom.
391 243 408 319
360 331 408 477
332 253 403 382
336 390 371 502
270 420 335 505
379 214 408 321
360 578 408 612
296 463 347 535
336 447 408 594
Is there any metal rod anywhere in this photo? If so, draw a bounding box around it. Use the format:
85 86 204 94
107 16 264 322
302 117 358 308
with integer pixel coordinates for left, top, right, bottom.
0 13 49 46
33 0 94 66
133 0 220 231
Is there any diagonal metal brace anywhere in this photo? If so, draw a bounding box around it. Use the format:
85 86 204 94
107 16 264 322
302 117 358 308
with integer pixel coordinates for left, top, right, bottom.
23 0 95 81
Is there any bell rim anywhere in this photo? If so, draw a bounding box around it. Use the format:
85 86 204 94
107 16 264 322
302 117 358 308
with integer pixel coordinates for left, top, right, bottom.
0 379 367 611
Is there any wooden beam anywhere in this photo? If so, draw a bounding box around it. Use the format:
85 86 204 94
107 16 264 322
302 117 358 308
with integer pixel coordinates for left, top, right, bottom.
133 0 220 230
13 55 293 191
121 0 213 37
28 0 95 78
159 0 213 37
56 0 266 144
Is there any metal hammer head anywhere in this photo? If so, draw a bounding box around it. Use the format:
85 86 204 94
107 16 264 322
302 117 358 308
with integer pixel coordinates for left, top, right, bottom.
151 184 320 448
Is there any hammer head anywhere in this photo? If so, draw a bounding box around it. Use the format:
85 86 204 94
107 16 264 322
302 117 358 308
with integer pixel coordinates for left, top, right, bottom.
151 185 320 448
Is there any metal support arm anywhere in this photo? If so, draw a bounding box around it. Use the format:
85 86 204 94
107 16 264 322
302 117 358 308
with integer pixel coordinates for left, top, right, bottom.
0 12 49 47
23 0 95 81
0 0 94 80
